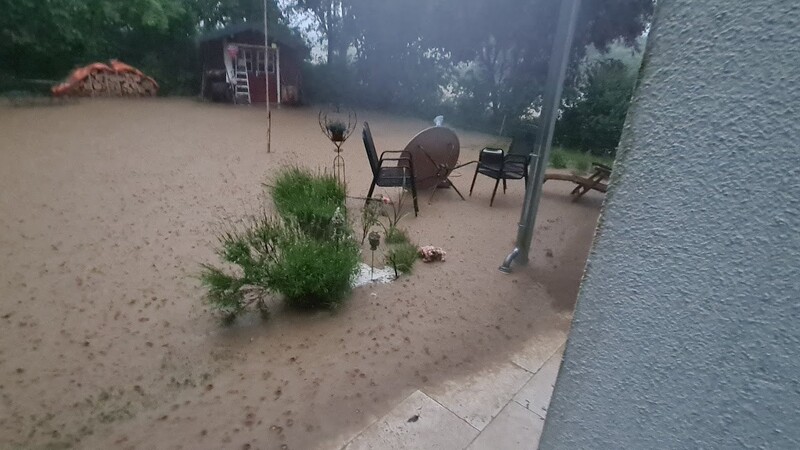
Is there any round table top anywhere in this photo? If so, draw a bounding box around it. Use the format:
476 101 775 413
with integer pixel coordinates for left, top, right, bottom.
402 127 460 189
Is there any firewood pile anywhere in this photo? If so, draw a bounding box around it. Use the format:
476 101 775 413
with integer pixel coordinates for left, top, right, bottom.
52 60 158 98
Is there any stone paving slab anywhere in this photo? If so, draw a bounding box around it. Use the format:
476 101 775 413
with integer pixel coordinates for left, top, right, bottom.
341 338 568 450
513 346 564 418
424 361 533 430
343 390 479 450
466 400 545 450
510 330 568 374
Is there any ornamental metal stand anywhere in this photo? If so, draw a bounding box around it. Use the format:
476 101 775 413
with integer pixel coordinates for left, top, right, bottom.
319 108 357 186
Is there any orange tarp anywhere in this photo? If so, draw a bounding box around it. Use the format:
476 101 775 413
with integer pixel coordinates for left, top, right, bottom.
51 60 158 97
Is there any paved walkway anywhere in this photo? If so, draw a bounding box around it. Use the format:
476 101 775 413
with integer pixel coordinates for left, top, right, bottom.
340 339 566 449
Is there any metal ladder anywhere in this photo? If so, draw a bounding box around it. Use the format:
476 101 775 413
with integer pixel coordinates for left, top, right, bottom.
233 58 251 104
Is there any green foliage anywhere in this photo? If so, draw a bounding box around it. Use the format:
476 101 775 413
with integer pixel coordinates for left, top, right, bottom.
573 158 590 174
294 0 651 136
549 148 614 172
291 0 354 67
199 215 281 323
270 167 346 238
360 199 381 244
550 151 567 169
327 122 346 133
327 121 347 138
268 229 359 309
202 168 359 322
384 227 410 245
387 242 419 276
555 59 637 157
4 0 649 130
0 0 191 79
380 190 410 231
200 264 247 318
0 0 288 94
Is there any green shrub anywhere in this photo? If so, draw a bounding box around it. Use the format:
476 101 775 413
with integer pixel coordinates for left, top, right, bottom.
387 242 419 276
550 151 567 169
200 265 247 321
268 228 359 309
200 216 281 323
384 227 410 245
574 157 590 174
202 168 360 323
270 167 346 238
360 199 382 244
201 214 360 321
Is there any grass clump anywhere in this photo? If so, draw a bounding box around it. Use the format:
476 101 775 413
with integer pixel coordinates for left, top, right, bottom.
202 167 359 323
270 167 346 238
549 150 567 169
387 242 419 276
199 215 281 323
384 227 410 245
268 226 360 309
573 158 590 174
550 147 615 172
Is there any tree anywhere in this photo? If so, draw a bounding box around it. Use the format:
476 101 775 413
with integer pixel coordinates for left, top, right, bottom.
0 0 187 78
292 0 651 130
421 0 652 127
192 0 284 31
555 59 638 156
290 0 354 66
0 0 289 94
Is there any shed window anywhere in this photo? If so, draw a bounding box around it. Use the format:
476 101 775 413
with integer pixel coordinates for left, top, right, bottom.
238 48 275 75
259 50 276 74
256 51 266 74
267 50 276 74
239 49 254 72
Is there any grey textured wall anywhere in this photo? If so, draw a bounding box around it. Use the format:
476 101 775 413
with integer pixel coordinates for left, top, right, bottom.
539 1 800 448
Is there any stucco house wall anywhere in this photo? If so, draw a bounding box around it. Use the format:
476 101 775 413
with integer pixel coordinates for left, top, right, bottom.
539 1 800 448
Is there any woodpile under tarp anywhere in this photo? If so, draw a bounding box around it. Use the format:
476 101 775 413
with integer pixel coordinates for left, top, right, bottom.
51 60 158 98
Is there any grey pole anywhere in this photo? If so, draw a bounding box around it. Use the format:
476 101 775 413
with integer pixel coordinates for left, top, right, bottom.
500 0 581 273
264 0 271 153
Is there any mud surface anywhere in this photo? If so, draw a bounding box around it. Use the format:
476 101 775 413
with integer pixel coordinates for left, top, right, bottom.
0 99 603 449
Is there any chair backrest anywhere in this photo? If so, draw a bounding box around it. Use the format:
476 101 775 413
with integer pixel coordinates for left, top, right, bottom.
362 122 380 176
479 148 505 166
503 153 530 177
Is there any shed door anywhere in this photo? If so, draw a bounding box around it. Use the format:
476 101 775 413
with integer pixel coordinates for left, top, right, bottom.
239 48 277 103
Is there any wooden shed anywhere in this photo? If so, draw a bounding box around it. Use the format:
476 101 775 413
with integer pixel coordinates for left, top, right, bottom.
198 23 306 105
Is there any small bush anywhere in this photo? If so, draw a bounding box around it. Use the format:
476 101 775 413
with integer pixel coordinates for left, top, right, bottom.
574 157 590 173
550 151 567 169
201 214 360 320
384 227 410 245
360 199 381 244
202 168 359 323
387 242 419 276
200 264 248 321
200 215 282 323
271 167 346 238
268 229 359 309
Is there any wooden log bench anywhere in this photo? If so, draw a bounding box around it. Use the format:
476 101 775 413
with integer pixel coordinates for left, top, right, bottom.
543 163 611 201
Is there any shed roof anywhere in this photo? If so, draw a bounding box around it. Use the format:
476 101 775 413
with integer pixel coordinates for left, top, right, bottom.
198 22 306 51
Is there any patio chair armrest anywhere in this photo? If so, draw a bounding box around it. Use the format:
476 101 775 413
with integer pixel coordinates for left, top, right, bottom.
379 150 407 159
379 150 411 161
454 160 478 169
378 157 409 164
505 153 530 164
377 156 415 175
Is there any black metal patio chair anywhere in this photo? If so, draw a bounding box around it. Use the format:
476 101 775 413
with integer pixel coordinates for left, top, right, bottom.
362 122 419 216
469 147 530 206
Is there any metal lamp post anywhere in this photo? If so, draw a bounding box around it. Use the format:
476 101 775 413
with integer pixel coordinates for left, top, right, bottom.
500 0 582 273
264 0 271 153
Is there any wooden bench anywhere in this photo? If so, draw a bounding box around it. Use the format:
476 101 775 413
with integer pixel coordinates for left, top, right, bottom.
544 162 611 201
